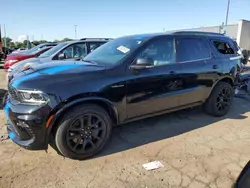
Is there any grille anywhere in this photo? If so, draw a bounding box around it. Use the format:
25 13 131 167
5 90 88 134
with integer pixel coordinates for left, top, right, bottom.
8 85 20 102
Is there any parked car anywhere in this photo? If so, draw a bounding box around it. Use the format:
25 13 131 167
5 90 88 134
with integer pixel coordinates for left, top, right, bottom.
3 44 57 71
7 38 111 82
4 31 243 160
11 48 26 53
11 43 57 54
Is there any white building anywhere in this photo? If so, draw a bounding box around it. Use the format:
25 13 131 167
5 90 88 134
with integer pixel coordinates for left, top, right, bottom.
170 19 250 50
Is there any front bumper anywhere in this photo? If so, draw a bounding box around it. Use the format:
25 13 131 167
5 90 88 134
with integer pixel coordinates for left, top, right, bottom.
3 96 52 150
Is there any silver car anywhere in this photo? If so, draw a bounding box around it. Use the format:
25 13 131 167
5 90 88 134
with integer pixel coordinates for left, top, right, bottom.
7 38 111 82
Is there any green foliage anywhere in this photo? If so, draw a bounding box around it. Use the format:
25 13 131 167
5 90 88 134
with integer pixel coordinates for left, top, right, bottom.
60 38 73 42
1 37 73 49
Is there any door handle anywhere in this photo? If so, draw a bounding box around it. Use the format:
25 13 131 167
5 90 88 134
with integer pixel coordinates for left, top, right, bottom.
169 71 175 74
213 65 218 69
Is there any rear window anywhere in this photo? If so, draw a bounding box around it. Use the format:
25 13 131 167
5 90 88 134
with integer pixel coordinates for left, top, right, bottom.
213 41 234 55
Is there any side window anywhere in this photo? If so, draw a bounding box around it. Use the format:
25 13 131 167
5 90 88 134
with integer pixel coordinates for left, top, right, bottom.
176 38 210 62
60 43 87 59
61 45 74 59
213 41 234 55
74 43 87 58
137 38 175 66
89 42 103 52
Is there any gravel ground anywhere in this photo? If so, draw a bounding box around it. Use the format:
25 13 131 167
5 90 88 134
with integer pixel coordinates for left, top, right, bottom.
0 68 250 188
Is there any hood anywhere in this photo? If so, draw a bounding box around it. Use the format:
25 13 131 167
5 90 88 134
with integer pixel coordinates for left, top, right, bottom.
9 57 46 71
10 58 39 70
6 53 33 59
11 60 106 88
32 60 105 74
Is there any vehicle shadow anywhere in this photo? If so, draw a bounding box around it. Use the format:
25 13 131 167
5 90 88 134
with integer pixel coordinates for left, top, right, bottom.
97 96 250 158
0 89 7 109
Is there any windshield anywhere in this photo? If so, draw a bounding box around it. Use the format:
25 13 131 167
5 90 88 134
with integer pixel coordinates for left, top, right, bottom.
25 44 45 54
83 36 147 65
39 43 68 58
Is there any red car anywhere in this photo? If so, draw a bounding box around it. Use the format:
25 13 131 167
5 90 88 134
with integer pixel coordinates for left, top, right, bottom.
4 46 54 71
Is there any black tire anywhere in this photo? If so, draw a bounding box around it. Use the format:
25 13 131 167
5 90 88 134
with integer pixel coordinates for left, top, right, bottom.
55 104 112 160
204 82 233 117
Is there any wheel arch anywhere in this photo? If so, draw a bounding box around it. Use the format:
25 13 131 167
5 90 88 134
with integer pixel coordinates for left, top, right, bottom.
206 76 234 100
46 97 119 145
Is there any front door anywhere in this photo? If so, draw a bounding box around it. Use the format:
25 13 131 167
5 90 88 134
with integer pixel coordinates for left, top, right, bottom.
126 37 183 119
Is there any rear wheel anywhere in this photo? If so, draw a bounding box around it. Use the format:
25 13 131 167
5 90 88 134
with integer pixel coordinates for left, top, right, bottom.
204 82 233 116
55 104 112 160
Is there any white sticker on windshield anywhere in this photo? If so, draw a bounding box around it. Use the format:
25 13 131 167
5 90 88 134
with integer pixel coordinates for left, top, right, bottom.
117 46 130 53
137 41 142 44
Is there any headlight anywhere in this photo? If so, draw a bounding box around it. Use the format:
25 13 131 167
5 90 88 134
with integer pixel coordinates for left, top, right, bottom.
5 59 18 64
17 90 49 105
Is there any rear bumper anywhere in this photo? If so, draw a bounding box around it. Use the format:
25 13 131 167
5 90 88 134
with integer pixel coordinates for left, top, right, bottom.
3 96 52 150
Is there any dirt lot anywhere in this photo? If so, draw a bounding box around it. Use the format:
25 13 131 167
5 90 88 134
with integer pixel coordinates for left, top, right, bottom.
0 68 250 188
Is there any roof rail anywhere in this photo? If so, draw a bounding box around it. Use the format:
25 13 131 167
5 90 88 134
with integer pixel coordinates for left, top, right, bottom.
80 38 112 41
173 31 225 36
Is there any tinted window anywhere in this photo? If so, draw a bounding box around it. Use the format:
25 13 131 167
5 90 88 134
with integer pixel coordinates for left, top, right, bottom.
89 42 104 52
39 43 68 58
60 43 87 59
213 41 234 54
137 38 175 66
176 38 210 62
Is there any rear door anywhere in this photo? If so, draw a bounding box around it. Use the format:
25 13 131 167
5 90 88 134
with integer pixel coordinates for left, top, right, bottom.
175 37 217 106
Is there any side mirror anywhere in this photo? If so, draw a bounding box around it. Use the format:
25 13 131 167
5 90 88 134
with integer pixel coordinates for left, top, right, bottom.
130 58 154 70
234 160 250 188
58 53 66 60
241 49 249 65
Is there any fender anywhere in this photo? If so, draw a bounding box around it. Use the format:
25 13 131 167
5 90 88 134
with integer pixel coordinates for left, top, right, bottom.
205 76 235 99
45 97 119 146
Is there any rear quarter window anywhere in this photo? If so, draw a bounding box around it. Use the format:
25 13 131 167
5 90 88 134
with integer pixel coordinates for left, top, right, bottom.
213 40 235 55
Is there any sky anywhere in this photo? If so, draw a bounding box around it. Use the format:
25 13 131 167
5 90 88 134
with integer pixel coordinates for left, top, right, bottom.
1 0 250 42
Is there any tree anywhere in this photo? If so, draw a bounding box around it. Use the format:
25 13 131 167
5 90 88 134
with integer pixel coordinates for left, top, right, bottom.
2 37 12 43
8 42 15 49
1 37 13 47
60 38 73 42
32 40 48 45
15 42 24 49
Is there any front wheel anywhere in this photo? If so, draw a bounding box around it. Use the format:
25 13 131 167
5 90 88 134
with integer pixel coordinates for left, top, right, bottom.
204 82 233 117
55 104 112 160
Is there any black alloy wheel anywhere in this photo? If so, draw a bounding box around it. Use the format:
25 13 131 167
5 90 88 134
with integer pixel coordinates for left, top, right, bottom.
66 113 106 153
204 82 233 117
55 104 112 160
216 87 232 112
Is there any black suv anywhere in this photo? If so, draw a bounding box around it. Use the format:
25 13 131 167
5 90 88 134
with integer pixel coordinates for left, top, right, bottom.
4 31 242 159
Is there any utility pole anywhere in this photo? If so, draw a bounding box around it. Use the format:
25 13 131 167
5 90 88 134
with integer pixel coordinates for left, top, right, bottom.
0 25 2 53
74 25 77 39
3 24 7 47
225 0 230 34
